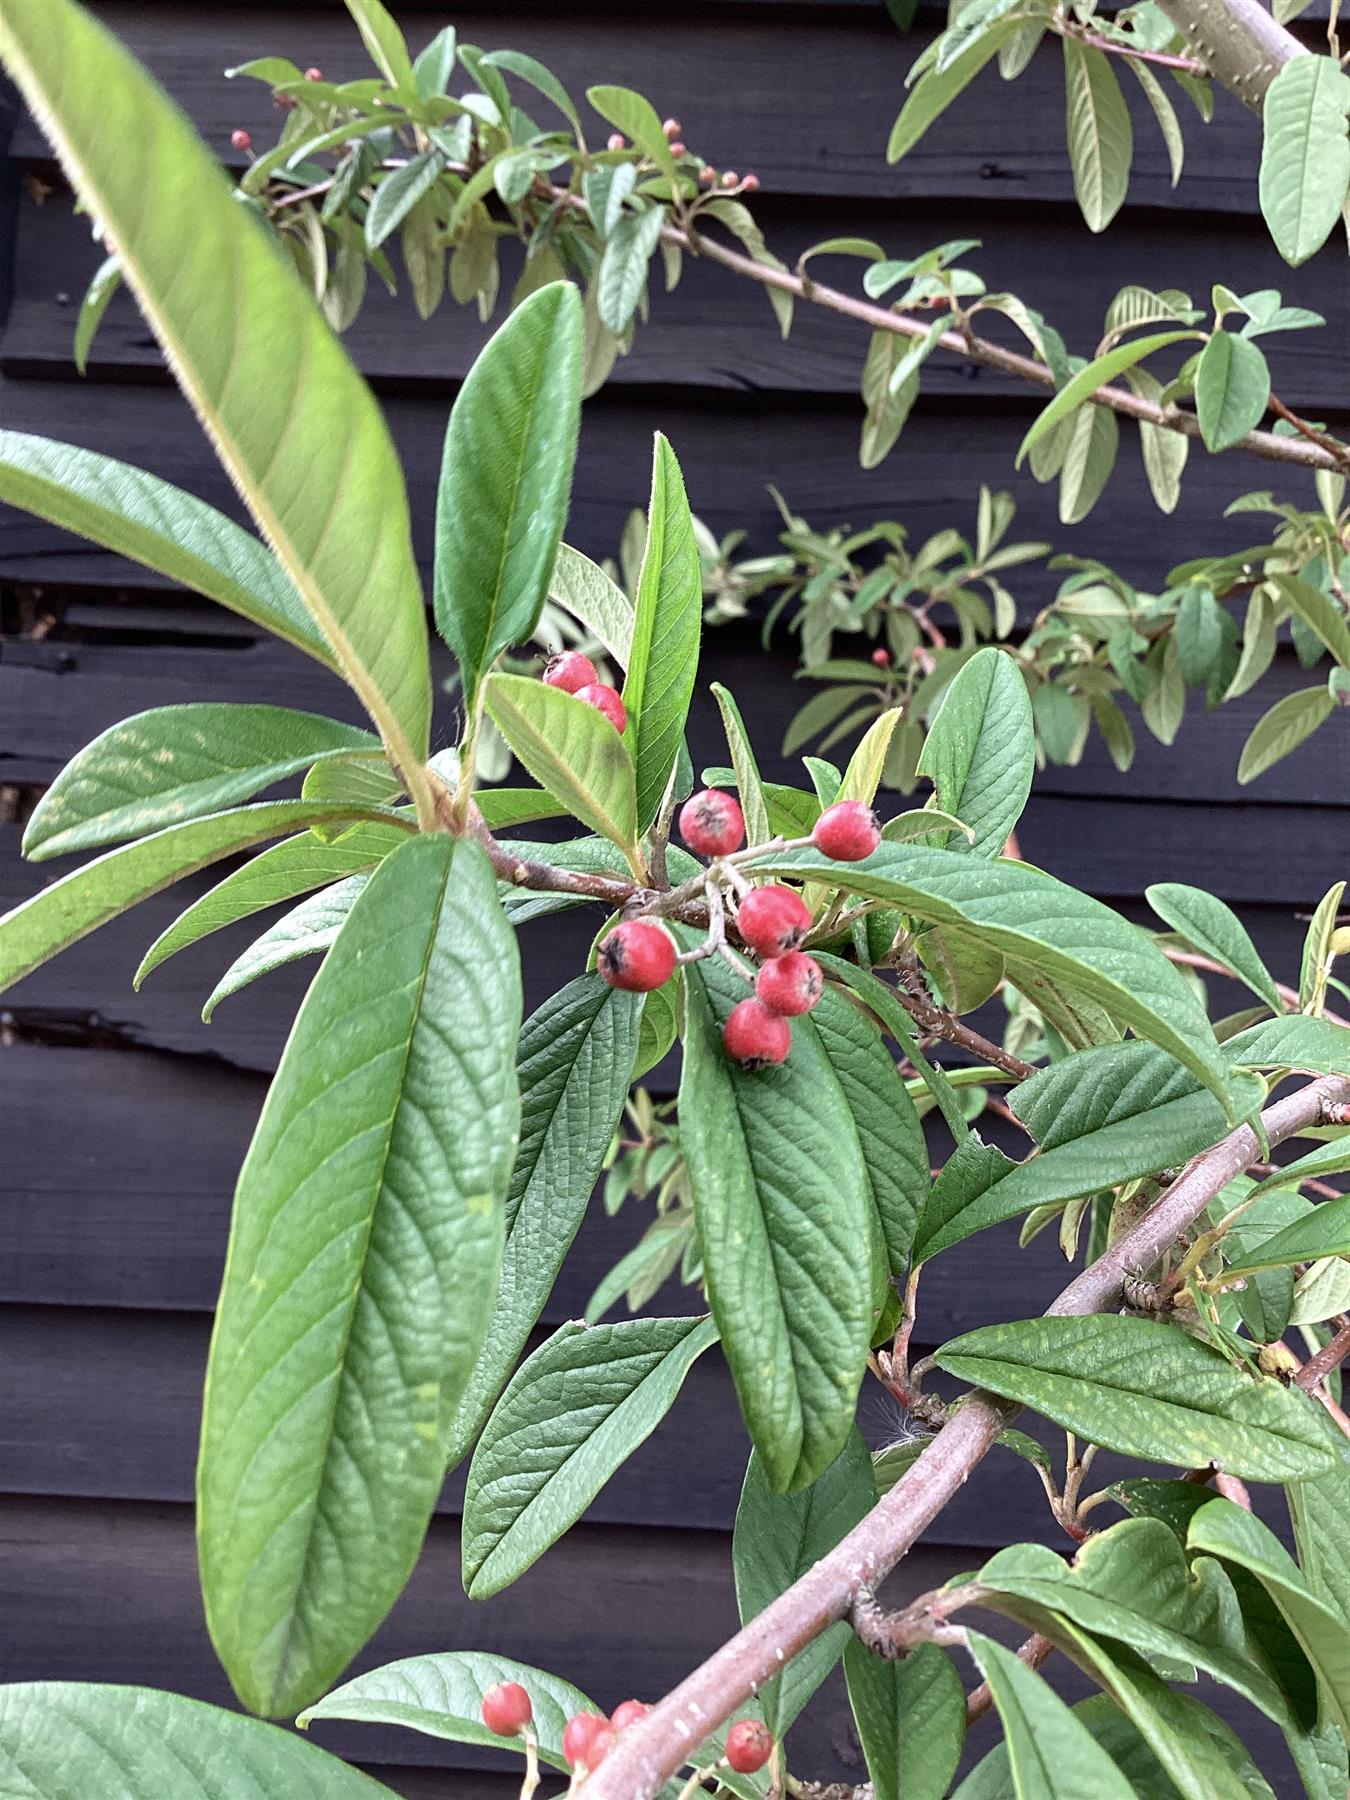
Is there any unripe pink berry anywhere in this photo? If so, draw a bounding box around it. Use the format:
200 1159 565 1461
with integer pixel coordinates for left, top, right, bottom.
576 682 627 733
725 1719 775 1774
736 885 812 958
304 65 324 81
698 165 717 187
607 132 626 151
742 173 761 194
481 1682 533 1738
724 999 791 1069
871 647 891 668
678 788 746 858
597 920 676 993
813 800 881 862
669 141 687 157
230 128 252 152
610 1698 650 1730
563 1713 609 1769
662 117 682 139
755 951 822 1017
543 650 599 695
721 170 739 188
582 1726 618 1771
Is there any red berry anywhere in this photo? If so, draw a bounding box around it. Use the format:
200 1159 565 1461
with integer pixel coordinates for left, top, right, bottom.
230 128 252 151
678 789 745 858
576 683 627 733
736 885 812 958
607 132 626 151
563 1713 609 1768
669 141 687 157
723 999 791 1069
871 647 892 668
721 170 740 188
610 1698 649 1730
742 173 761 194
582 1727 618 1771
543 650 599 695
725 1719 774 1775
598 920 676 993
304 65 324 81
813 800 881 862
755 952 822 1017
481 1682 533 1738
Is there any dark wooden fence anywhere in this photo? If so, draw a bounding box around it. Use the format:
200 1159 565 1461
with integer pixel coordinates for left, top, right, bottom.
1 5 1345 1795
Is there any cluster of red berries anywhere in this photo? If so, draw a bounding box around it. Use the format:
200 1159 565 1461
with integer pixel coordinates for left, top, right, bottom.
480 1682 773 1779
543 650 627 733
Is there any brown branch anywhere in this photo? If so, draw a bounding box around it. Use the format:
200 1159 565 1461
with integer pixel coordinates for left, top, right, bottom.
1294 1317 1350 1393
1154 0 1307 110
585 1071 1350 1799
1065 23 1209 75
893 955 1036 1080
1267 392 1350 466
965 1633 1056 1725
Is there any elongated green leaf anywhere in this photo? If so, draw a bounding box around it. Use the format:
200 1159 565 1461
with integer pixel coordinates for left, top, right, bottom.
444 975 644 1468
463 1316 717 1599
758 845 1242 1113
815 954 970 1144
1267 571 1350 668
1131 59 1185 187
586 84 680 183
597 201 665 334
1259 57 1350 267
73 250 122 374
0 433 334 667
712 684 771 845
845 1641 964 1800
1238 686 1336 783
1017 333 1199 465
343 0 416 96
549 543 634 665
934 1314 1340 1480
434 284 583 715
0 802 400 998
915 1041 1265 1261
1059 403 1119 524
484 672 638 859
0 0 432 767
1226 1013 1350 1078
24 706 380 861
678 946 873 1490
622 436 702 830
298 1653 597 1773
1248 1135 1350 1201
837 708 902 809
201 874 369 1018
916 647 1034 854
1146 881 1283 1015
963 1633 1135 1798
1301 880 1346 1013
888 21 1022 160
734 1431 875 1736
0 1683 393 1798
955 1696 1182 1800
364 149 442 248
1195 332 1271 453
1188 1499 1350 1735
1289 1463 1350 1632
199 835 522 1716
1225 1195 1350 1275
1063 41 1133 232
1127 366 1188 514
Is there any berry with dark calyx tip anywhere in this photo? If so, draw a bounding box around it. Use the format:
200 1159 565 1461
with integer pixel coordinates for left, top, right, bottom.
755 951 823 1017
480 1682 533 1738
563 1713 609 1769
576 682 627 733
610 1699 649 1730
543 649 599 694
581 1727 618 1771
725 1720 774 1775
813 800 881 862
735 884 812 958
721 170 740 187
662 116 682 138
669 141 687 157
678 788 746 858
871 646 892 667
304 65 324 81
598 920 676 993
607 131 627 151
230 128 252 151
698 165 718 187
723 999 791 1069
742 172 761 193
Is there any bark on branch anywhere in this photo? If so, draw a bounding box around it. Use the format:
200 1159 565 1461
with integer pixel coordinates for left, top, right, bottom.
1154 0 1307 110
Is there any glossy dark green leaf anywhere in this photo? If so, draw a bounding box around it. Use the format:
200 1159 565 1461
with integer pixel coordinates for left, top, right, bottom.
915 647 1034 855
484 672 639 858
734 1430 875 1734
935 1314 1340 1481
434 283 583 715
1145 882 1283 1015
24 706 379 861
444 974 644 1468
954 1693 1181 1800
845 1640 964 1800
678 947 873 1491
962 1632 1135 1797
1225 1014 1350 1078
199 835 522 1716
1224 1194 1350 1275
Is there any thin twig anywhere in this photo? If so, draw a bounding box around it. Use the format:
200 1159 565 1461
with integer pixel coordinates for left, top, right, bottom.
1068 24 1208 73
1294 1317 1350 1394
894 954 1035 1080
1266 392 1350 466
965 1633 1056 1724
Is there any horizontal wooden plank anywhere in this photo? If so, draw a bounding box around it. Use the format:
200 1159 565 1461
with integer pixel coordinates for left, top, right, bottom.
9 189 1348 411
9 6 1272 216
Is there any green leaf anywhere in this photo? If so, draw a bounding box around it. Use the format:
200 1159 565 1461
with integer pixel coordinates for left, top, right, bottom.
815 954 970 1144
549 543 634 665
1127 367 1188 514
1225 1013 1350 1078
73 251 121 374
434 283 583 716
482 49 582 137
734 1431 876 1735
342 0 416 97
1188 1498 1350 1736
1224 1194 1350 1275
678 946 873 1491
837 708 903 809
622 436 702 830
914 1041 1265 1262
1195 332 1271 453
934 1314 1341 1481
712 684 772 846
888 20 1023 160
1237 685 1334 783
201 875 369 1018
1059 403 1119 524
24 706 380 861
846 1641 964 1800
412 26 457 101
0 433 335 669
597 202 665 334
1289 1463 1350 1632
364 150 443 248
859 329 922 469
1131 59 1185 187
1174 587 1225 685
298 1652 597 1773
1145 882 1283 1015
1266 571 1350 668
198 835 522 1716
462 1315 717 1599
444 975 643 1468
1258 57 1350 267
1301 880 1347 1013
916 647 1034 855
962 1633 1135 1797
0 801 401 998
0 1682 394 1798
1063 41 1133 232
953 1695 1182 1800
0 0 432 768
1017 333 1200 466
586 84 680 184
757 844 1243 1114
1247 1136 1350 1202
484 672 639 860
